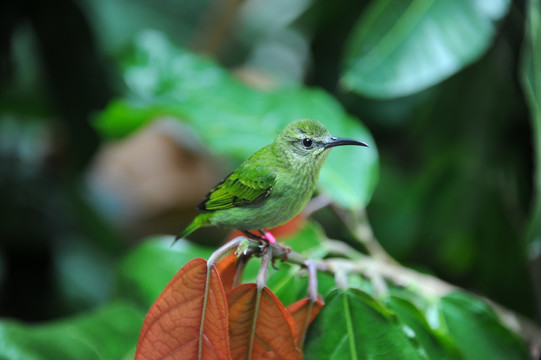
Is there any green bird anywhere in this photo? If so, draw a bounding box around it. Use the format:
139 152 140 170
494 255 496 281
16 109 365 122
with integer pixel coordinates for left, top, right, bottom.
177 119 368 244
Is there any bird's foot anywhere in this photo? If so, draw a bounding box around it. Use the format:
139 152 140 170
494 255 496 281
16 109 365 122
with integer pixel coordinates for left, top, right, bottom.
241 230 271 257
257 230 277 257
257 244 268 257
270 243 291 269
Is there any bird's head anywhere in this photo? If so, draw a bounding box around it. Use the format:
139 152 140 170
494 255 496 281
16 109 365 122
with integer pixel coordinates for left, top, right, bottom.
275 119 368 170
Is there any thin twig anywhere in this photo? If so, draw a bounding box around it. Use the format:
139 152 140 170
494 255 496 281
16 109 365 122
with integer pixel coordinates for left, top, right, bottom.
324 238 364 260
257 250 271 291
207 236 246 267
304 259 318 303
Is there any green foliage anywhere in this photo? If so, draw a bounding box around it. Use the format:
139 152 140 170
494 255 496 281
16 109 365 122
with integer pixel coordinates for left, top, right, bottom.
521 0 541 325
1 0 538 358
522 0 541 244
358 9 534 318
304 287 529 360
341 0 510 98
0 226 531 359
439 292 530 359
264 222 328 305
117 237 214 307
94 31 379 209
385 296 461 359
0 302 143 360
305 289 428 360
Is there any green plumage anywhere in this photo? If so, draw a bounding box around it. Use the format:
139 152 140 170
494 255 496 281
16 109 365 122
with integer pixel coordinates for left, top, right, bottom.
177 119 368 240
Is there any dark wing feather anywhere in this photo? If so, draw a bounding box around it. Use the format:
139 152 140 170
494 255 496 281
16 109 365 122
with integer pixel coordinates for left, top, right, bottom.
197 165 275 212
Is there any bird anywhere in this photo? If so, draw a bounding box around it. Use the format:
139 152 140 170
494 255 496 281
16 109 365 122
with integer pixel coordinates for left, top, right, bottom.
176 119 368 244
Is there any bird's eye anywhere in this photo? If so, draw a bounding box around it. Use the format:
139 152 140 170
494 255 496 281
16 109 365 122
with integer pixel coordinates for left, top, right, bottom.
302 138 313 148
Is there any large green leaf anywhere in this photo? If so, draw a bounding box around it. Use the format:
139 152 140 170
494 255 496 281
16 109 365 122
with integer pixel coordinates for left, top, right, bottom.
94 31 379 209
117 236 214 307
439 292 529 360
385 296 462 360
341 0 510 98
265 262 307 307
0 302 143 360
304 288 428 359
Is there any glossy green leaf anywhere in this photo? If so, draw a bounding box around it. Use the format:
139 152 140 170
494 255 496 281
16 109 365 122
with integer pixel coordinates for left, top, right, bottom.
341 0 510 98
117 236 214 307
386 296 462 360
94 30 379 209
315 272 338 298
0 302 143 360
281 219 327 255
304 288 428 359
266 262 306 307
439 292 529 360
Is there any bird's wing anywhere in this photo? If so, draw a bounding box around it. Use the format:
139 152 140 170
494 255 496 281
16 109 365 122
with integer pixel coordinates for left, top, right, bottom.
197 165 276 212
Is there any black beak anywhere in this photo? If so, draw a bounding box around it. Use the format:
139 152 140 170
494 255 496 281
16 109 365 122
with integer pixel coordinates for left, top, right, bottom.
324 136 369 149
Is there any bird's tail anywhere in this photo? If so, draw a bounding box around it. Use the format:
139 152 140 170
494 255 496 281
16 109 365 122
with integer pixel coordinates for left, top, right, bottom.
173 214 211 244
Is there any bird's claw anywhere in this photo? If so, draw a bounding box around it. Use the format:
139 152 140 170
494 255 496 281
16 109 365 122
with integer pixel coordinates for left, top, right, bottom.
256 239 270 257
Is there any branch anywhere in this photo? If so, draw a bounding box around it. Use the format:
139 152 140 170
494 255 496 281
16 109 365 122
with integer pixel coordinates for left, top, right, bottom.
223 232 541 353
275 242 541 352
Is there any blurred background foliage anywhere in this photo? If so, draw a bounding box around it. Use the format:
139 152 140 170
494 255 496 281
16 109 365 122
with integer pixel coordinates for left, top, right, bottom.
0 0 540 357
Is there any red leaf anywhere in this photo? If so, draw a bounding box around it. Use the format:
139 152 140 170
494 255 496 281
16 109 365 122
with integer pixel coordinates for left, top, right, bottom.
227 284 303 360
216 252 241 293
135 258 231 360
287 296 324 347
260 353 279 360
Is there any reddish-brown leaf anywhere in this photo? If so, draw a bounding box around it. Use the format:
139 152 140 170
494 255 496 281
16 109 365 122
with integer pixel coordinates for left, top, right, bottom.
216 252 240 293
135 258 231 360
227 284 303 360
287 296 324 347
260 353 280 360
